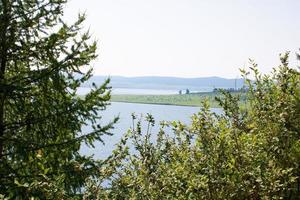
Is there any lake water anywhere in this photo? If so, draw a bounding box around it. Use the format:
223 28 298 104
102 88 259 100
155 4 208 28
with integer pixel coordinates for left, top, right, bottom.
77 87 178 95
77 87 213 95
80 102 222 159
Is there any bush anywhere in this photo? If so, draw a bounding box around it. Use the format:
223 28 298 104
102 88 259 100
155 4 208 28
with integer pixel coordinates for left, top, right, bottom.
87 52 300 199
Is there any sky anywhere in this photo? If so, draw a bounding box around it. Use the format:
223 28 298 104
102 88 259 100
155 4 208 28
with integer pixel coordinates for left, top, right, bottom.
64 0 300 78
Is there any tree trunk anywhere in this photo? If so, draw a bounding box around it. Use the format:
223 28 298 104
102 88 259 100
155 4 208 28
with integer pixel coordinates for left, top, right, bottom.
0 0 9 159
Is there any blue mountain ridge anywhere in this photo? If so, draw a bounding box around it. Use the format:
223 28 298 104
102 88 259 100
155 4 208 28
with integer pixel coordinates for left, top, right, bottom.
82 75 245 91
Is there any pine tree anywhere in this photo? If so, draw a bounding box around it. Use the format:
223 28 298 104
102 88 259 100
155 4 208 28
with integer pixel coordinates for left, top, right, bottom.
0 0 116 198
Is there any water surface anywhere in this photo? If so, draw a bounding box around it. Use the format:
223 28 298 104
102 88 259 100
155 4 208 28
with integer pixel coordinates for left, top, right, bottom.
77 87 213 95
80 102 222 159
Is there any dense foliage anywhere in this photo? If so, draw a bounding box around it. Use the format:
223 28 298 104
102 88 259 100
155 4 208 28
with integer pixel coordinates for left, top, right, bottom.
87 53 300 199
0 0 116 198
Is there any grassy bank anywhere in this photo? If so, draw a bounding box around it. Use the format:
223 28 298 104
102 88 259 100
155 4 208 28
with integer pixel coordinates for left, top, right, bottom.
111 92 245 107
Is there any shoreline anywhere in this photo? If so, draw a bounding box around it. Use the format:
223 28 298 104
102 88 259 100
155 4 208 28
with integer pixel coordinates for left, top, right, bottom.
110 92 245 108
110 100 203 107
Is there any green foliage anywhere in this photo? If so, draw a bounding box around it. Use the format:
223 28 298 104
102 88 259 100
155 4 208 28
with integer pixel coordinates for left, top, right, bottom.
0 0 116 198
89 52 300 199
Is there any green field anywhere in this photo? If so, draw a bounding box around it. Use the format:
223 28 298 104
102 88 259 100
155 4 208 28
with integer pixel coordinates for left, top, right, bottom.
111 92 245 107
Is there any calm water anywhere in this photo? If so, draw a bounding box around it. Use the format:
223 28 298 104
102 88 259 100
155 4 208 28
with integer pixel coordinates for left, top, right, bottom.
77 87 213 95
77 87 178 95
80 102 222 159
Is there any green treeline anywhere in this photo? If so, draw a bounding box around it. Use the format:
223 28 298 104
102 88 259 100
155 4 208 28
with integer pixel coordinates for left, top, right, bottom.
0 0 300 199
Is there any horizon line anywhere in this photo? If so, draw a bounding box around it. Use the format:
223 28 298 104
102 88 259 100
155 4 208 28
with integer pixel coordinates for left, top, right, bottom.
91 74 243 79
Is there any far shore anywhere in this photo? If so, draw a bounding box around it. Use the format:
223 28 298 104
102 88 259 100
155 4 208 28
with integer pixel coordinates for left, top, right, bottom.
110 92 246 108
110 99 201 107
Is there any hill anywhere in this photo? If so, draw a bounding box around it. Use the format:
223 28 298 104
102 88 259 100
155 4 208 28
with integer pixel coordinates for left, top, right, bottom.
83 75 245 91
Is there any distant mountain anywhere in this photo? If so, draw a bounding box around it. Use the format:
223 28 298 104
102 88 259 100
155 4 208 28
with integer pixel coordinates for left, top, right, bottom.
83 75 245 91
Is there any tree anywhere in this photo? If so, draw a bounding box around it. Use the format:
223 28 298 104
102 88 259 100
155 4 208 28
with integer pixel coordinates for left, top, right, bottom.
185 88 190 94
0 0 116 198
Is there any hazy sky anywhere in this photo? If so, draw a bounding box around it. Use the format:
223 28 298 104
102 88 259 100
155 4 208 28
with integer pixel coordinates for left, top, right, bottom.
64 0 300 78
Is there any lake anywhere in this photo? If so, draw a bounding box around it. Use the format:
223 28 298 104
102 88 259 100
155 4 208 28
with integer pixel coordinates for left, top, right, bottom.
77 87 178 95
80 102 222 159
77 87 213 95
